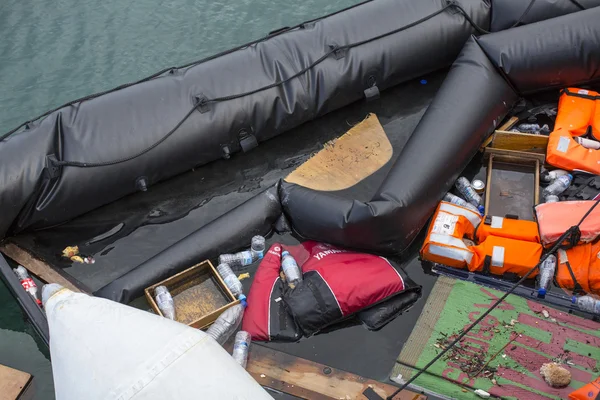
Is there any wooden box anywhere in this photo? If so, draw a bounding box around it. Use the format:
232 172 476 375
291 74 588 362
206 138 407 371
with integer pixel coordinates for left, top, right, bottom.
144 260 240 330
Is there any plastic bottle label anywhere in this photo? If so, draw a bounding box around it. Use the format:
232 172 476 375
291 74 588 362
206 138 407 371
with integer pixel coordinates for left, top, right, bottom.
20 278 37 290
241 251 253 265
234 342 249 351
432 213 458 235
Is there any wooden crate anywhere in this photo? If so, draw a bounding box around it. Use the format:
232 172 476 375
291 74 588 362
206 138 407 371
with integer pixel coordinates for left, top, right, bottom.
484 148 541 221
144 260 239 330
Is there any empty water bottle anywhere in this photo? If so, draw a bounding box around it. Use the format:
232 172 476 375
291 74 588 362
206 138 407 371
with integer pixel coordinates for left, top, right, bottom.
281 251 302 289
540 169 569 183
543 174 573 197
206 303 245 345
573 295 600 315
544 195 560 203
537 254 556 298
251 235 266 260
443 193 480 212
217 263 244 298
513 123 550 135
576 137 600 150
232 331 251 369
154 286 176 320
455 177 482 207
219 250 254 271
13 266 42 307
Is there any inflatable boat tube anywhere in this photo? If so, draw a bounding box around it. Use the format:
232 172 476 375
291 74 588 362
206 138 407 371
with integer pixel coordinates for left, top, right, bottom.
0 0 491 239
489 0 599 32
4 0 600 240
96 7 600 303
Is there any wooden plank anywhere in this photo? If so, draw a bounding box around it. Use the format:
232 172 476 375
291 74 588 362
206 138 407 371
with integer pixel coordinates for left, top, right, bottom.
248 345 426 400
485 154 493 213
491 131 548 154
285 113 392 191
0 242 87 293
0 364 32 400
484 147 546 163
534 159 540 205
498 116 519 131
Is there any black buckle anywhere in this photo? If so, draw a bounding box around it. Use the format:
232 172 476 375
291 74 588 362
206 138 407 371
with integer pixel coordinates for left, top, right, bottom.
239 129 258 153
505 214 519 220
482 255 492 275
484 215 492 225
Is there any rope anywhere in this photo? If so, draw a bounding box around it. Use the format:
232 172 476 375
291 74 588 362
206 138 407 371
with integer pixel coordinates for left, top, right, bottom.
385 198 600 400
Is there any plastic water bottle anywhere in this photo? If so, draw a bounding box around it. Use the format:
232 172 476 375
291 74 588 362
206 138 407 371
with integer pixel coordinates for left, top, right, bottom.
537 254 556 298
232 331 251 369
216 263 244 298
576 137 600 150
251 235 266 260
154 286 176 320
513 123 550 135
544 195 560 203
455 177 482 207
541 169 569 183
206 304 245 345
573 295 600 315
219 250 254 271
281 251 302 289
13 266 42 307
443 193 480 212
543 174 573 197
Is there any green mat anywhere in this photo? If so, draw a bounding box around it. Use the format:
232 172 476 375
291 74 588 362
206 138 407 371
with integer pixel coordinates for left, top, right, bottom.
393 276 600 400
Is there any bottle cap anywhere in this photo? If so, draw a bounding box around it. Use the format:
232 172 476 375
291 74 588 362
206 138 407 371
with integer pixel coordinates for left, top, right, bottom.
239 294 248 308
537 288 546 298
571 295 577 304
477 205 485 215
282 250 290 257
567 174 573 180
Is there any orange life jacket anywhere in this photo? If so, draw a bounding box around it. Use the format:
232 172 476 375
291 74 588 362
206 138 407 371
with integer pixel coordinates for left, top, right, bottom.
569 377 600 400
535 201 600 247
475 215 540 244
420 201 481 269
546 88 600 174
422 203 541 278
556 241 600 295
469 235 541 278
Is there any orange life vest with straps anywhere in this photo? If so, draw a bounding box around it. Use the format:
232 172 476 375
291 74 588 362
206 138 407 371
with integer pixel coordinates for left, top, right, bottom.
535 201 600 247
546 88 600 174
569 377 600 400
556 241 600 295
421 202 542 278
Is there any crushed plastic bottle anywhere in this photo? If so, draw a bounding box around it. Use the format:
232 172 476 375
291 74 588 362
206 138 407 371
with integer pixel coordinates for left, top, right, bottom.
13 266 42 307
455 177 482 207
206 303 246 345
576 137 600 150
281 251 302 289
232 331 251 369
544 195 560 203
250 235 266 260
572 295 600 315
217 263 244 298
542 174 573 197
443 193 480 212
537 254 556 299
540 169 569 184
219 250 254 272
512 123 550 135
154 286 176 320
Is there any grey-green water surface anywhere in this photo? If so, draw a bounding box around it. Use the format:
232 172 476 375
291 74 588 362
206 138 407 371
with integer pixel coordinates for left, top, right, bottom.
0 0 359 398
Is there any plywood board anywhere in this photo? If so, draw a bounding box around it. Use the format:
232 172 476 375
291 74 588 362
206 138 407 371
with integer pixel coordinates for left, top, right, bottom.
393 276 600 400
285 113 392 191
249 345 426 400
0 242 87 293
0 364 32 400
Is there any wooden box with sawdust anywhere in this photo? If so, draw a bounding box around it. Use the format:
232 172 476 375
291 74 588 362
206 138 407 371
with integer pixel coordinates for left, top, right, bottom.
144 260 240 330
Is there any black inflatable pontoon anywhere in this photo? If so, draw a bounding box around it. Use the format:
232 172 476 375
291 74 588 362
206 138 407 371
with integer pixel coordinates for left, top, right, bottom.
2 0 600 304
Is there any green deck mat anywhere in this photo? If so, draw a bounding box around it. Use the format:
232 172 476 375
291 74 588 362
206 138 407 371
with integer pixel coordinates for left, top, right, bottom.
393 276 600 400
